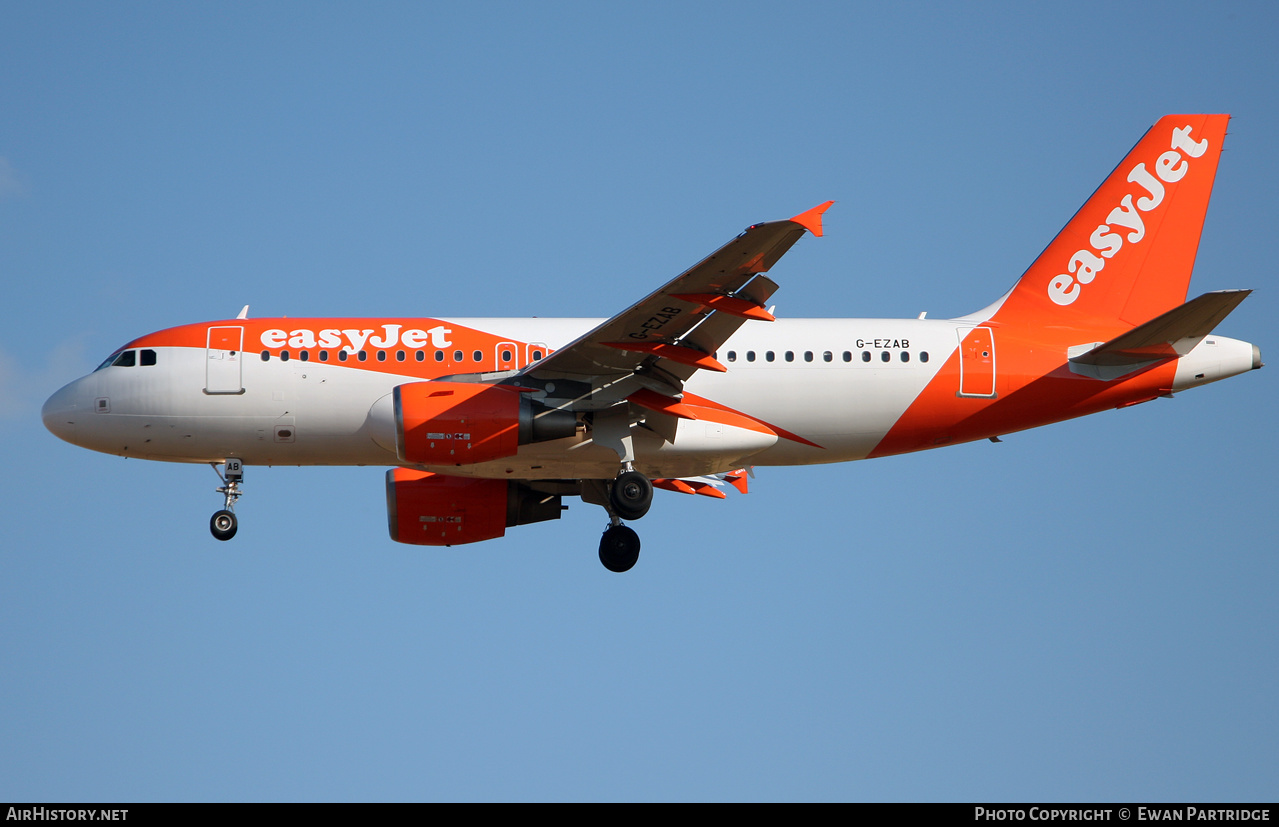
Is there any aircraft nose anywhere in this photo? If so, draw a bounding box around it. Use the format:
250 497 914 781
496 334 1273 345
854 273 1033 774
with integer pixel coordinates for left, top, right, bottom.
42 381 82 444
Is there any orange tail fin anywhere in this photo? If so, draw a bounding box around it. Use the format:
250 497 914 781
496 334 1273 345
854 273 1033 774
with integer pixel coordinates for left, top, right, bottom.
989 115 1229 335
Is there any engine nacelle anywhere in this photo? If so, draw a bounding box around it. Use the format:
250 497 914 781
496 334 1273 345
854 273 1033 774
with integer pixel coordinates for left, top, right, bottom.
394 381 577 466
386 468 563 546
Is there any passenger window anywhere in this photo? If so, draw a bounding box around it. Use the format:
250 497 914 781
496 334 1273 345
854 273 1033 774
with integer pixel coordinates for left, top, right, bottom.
376 351 386 362
881 351 890 362
473 350 482 362
901 352 910 362
140 349 157 366
766 351 775 362
804 351 813 362
435 351 445 362
281 350 290 362
532 350 544 361
261 351 270 361
785 351 794 362
920 351 929 363
843 351 852 362
415 351 424 362
338 351 348 362
501 349 512 362
357 351 367 362
453 350 463 362
396 350 406 362
319 350 328 362
823 351 832 362
300 350 309 362
112 350 136 368
747 351 756 362
862 351 871 362
727 351 736 362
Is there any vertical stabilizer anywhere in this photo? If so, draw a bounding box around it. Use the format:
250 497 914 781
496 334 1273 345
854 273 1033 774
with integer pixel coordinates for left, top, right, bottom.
990 115 1229 335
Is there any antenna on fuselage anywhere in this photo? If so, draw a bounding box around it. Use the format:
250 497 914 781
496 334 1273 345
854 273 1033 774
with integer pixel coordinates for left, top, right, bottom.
236 305 250 320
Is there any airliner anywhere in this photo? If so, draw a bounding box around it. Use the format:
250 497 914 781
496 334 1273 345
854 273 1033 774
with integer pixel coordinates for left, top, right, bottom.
42 115 1260 571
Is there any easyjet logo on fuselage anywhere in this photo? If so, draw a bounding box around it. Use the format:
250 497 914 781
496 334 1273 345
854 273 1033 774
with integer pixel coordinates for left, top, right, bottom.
260 323 453 353
1047 124 1209 307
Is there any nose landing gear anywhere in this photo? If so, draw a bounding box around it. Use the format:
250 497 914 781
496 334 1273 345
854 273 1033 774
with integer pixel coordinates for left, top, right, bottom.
210 459 243 541
210 509 237 541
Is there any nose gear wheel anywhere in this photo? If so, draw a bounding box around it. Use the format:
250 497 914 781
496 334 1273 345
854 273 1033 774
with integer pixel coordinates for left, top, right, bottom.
210 510 238 541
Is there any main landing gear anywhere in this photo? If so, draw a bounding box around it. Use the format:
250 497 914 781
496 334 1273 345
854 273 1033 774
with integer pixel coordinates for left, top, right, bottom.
210 459 243 541
599 524 641 573
609 469 653 521
596 467 653 573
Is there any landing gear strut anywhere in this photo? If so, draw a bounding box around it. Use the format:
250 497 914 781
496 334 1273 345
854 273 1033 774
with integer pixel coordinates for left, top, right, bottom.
210 459 243 541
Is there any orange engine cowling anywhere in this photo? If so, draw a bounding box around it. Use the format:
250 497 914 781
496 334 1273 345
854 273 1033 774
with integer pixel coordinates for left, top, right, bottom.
394 381 577 466
385 468 563 546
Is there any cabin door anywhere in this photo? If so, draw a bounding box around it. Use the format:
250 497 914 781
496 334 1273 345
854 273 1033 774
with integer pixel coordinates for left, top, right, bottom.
206 326 244 394
957 326 996 398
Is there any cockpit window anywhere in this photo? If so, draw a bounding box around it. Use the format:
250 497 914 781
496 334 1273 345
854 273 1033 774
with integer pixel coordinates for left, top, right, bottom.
96 347 156 370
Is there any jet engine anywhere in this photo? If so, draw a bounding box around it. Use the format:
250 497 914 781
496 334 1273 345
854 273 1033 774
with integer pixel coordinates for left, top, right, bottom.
386 468 563 546
393 381 577 465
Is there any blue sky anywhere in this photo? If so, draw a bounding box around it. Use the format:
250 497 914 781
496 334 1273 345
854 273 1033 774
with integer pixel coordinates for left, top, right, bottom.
2 1 1275 801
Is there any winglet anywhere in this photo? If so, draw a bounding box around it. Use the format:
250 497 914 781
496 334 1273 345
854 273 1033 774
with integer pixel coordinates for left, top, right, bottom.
789 201 835 237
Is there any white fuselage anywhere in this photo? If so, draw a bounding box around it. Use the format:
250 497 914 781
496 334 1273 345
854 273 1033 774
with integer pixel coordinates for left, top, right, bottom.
41 317 1257 481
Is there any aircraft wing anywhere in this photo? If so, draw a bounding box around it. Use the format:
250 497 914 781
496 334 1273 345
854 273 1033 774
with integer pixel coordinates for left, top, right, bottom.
517 202 833 397
652 468 752 498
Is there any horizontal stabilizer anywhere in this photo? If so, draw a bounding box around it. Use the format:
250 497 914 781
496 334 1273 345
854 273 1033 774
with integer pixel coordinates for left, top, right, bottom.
1068 289 1251 380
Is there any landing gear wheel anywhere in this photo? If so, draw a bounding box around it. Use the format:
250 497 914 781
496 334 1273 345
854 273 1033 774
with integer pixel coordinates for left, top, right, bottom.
609 470 653 521
599 525 641 573
210 510 238 541
210 460 244 541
